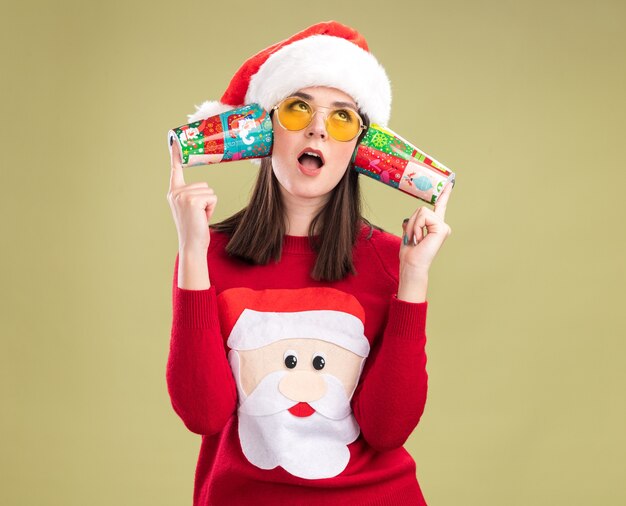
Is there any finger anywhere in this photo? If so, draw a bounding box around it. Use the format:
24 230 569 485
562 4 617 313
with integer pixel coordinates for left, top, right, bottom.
168 187 215 212
412 207 450 244
204 194 218 221
433 180 453 219
174 188 216 200
169 138 185 191
403 208 424 246
411 209 428 245
173 192 218 221
401 217 410 246
175 182 213 193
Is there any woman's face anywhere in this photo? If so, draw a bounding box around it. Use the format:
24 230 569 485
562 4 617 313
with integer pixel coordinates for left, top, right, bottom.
270 86 360 202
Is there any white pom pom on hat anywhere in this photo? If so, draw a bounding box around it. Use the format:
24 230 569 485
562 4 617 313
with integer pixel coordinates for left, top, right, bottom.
187 21 392 128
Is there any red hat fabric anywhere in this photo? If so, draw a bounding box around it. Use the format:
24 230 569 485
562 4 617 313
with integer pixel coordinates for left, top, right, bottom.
188 21 392 127
217 286 370 357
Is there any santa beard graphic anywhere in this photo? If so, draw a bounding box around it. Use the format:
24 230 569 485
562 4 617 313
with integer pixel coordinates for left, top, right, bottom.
229 351 360 480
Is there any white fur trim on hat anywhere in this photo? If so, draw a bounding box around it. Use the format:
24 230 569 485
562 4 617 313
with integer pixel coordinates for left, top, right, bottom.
187 100 234 123
227 309 370 357
245 35 392 126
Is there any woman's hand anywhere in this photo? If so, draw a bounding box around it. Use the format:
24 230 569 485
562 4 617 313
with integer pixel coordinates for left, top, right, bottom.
397 181 453 302
166 140 218 254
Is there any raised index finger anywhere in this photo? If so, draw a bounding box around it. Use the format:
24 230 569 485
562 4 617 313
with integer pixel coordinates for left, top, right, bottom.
169 138 185 191
433 180 453 219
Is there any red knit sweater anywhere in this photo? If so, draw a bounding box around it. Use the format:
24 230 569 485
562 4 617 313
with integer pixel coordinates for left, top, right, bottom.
167 223 430 505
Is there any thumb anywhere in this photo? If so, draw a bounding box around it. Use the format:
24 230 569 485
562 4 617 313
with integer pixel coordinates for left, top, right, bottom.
204 193 218 224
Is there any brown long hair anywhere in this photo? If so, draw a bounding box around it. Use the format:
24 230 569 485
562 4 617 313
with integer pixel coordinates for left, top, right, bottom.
211 112 383 282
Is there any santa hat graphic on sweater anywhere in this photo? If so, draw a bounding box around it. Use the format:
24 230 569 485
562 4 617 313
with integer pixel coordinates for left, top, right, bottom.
187 21 392 128
217 287 371 358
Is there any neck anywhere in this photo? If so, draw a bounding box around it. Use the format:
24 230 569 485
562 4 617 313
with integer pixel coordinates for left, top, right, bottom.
280 187 329 236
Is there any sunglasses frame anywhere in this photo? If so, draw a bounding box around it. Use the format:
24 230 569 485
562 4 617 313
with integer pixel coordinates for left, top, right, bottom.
271 96 368 142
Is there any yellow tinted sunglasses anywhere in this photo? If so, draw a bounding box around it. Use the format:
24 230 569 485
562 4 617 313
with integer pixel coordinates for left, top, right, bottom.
272 96 367 142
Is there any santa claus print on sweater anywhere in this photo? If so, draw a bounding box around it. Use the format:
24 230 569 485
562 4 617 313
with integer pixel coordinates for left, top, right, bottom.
217 286 371 480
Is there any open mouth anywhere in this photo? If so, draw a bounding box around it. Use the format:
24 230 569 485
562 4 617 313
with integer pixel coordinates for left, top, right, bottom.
297 149 325 170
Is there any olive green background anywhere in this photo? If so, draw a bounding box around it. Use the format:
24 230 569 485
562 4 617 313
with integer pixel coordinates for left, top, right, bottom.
1 0 624 504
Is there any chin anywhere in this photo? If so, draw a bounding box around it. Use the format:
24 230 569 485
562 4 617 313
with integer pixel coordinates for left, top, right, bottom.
278 177 329 199
287 184 328 199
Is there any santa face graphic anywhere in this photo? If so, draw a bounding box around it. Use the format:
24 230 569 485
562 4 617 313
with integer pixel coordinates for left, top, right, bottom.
228 337 366 479
219 287 371 480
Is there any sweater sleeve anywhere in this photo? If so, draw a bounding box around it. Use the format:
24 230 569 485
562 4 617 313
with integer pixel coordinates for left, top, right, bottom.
352 297 428 451
351 232 429 452
166 252 237 435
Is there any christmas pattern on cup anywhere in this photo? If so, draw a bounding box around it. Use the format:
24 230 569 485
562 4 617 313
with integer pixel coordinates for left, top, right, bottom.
352 124 456 204
168 104 273 168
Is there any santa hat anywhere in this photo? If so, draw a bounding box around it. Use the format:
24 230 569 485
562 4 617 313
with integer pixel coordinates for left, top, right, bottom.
217 287 371 357
187 21 392 128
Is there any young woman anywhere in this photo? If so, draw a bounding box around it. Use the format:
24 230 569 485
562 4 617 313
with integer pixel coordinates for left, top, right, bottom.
166 22 453 506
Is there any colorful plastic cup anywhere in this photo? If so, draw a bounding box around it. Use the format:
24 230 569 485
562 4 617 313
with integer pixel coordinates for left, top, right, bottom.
352 124 456 204
167 103 273 168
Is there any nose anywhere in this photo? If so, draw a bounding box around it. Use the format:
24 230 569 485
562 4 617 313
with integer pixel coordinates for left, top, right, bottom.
304 110 328 140
279 371 327 402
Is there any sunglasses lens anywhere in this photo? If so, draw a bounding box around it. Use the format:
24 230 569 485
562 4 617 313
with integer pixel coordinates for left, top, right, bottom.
276 97 363 141
327 109 362 142
277 97 313 130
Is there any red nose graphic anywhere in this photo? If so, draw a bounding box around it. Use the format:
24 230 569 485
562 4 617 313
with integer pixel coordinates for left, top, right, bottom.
288 402 315 417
